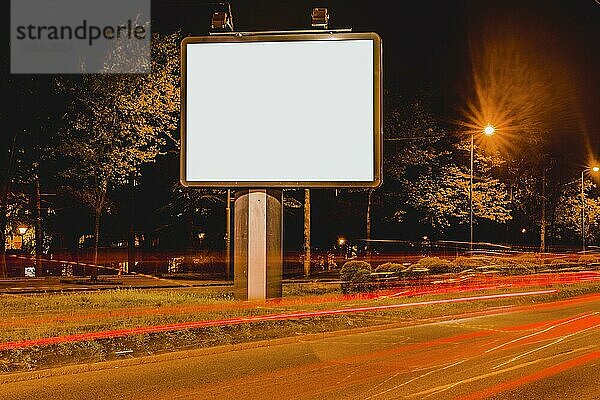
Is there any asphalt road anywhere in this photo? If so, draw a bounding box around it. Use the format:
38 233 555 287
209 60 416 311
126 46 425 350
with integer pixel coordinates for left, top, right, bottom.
1 294 599 400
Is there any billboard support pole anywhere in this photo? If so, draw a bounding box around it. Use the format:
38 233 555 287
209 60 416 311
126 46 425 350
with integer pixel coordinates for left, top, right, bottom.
234 189 283 300
225 189 231 280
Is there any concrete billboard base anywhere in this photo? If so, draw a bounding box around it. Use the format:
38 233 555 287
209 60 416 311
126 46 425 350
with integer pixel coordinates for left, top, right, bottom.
233 189 283 300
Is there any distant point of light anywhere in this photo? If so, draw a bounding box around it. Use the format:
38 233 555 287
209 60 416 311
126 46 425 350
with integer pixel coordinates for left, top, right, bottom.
592 166 600 173
484 124 495 136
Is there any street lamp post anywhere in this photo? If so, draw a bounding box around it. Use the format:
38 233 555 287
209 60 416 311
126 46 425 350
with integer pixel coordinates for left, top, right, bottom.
470 124 495 252
338 237 345 258
16 225 29 251
581 170 585 253
581 166 600 253
470 133 474 252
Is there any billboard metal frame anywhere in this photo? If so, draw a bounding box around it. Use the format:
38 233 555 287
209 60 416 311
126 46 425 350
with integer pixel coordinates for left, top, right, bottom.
180 32 382 188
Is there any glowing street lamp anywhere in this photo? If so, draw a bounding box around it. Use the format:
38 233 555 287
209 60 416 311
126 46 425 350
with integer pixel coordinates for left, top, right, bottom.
15 225 29 251
484 124 495 136
581 166 600 253
470 125 496 252
337 237 346 258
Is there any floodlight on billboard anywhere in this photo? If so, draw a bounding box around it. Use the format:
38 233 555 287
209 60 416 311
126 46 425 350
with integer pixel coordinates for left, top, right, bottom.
180 32 382 188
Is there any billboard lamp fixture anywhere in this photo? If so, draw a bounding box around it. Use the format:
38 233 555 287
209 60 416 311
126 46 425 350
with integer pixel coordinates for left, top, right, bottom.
311 8 329 29
211 3 234 31
211 11 233 31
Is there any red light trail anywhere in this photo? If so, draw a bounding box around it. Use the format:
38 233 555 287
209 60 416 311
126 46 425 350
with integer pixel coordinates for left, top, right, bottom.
461 349 600 400
0 289 556 351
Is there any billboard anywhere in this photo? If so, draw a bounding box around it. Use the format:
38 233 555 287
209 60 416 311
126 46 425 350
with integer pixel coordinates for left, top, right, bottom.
180 32 382 187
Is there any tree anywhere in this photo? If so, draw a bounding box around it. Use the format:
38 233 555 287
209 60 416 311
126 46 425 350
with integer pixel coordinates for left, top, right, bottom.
379 93 445 232
408 162 511 230
365 188 373 260
303 189 311 277
384 94 511 233
0 132 17 277
1 76 62 277
58 33 180 278
162 183 225 249
555 180 600 246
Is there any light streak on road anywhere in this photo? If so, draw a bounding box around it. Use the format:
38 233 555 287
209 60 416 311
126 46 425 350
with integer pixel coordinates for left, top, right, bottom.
485 312 598 353
5 266 595 329
460 349 600 400
405 351 579 399
364 359 468 400
491 320 600 369
0 289 556 351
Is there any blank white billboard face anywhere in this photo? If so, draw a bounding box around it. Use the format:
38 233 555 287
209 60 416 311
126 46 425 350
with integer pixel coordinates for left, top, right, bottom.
181 33 382 187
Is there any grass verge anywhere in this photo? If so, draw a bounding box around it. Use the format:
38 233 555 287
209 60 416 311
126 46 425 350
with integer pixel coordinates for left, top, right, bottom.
1 281 599 373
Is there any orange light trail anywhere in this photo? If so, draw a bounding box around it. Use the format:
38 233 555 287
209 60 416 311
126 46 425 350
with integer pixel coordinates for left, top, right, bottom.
0 289 556 351
1 269 597 329
461 349 600 400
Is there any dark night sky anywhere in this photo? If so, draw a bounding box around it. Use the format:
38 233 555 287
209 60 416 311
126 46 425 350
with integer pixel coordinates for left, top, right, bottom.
152 0 470 97
3 0 599 159
150 0 600 157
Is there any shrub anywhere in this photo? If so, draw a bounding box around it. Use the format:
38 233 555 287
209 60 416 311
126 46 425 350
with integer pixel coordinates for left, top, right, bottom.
340 261 372 293
549 259 574 268
491 254 541 275
340 260 372 281
453 256 488 270
352 268 372 282
503 264 534 275
488 257 514 268
413 257 459 274
374 262 406 274
578 255 600 266
513 253 542 264
403 266 430 279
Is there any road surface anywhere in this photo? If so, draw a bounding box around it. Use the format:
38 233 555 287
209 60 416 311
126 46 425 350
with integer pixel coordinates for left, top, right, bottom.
1 294 599 399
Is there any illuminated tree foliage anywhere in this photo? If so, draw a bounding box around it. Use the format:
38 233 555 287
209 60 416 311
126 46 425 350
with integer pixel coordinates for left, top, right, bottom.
58 33 180 277
554 181 600 244
409 162 511 229
384 94 511 231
